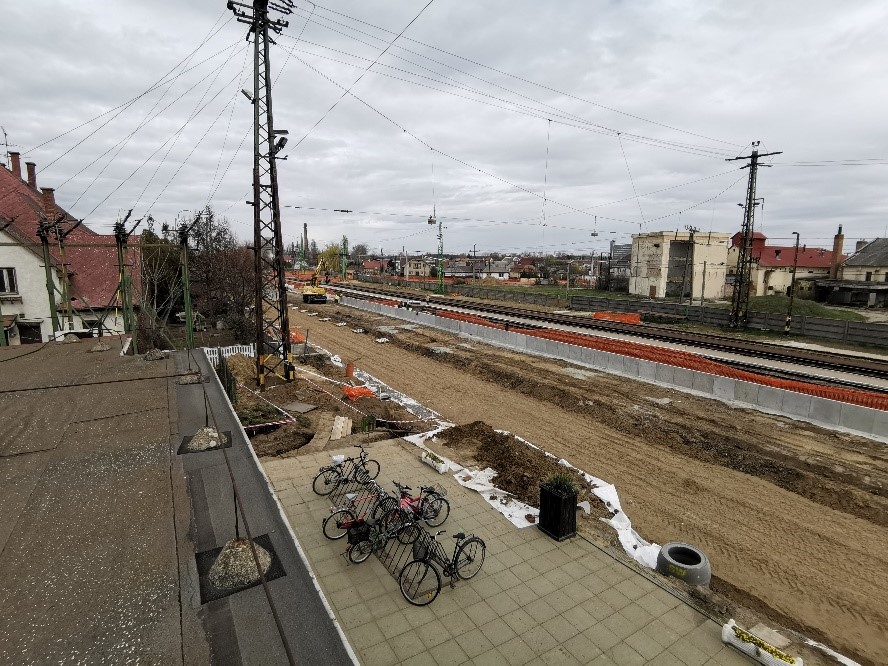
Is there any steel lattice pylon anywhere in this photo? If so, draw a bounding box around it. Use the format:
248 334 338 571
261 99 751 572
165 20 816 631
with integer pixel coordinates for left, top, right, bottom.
228 0 294 387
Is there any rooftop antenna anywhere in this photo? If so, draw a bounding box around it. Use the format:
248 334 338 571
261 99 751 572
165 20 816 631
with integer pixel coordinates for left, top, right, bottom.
1 126 8 165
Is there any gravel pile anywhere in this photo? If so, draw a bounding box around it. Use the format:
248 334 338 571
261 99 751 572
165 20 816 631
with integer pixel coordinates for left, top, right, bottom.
208 538 272 590
89 341 112 353
185 427 223 452
144 349 167 361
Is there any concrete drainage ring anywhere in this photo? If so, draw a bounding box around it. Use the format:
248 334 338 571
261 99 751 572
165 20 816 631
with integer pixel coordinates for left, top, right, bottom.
656 542 712 586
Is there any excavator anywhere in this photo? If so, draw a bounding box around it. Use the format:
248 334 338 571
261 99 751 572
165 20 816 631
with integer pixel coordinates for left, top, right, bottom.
301 258 329 303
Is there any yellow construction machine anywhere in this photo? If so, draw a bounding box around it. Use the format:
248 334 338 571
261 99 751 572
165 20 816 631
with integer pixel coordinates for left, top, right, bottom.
302 258 329 303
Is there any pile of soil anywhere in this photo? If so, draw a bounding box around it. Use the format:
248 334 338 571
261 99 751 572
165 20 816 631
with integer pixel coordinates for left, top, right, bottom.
225 354 256 384
436 421 598 510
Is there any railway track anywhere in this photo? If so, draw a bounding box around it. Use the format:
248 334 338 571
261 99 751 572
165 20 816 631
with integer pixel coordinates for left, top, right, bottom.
335 284 888 383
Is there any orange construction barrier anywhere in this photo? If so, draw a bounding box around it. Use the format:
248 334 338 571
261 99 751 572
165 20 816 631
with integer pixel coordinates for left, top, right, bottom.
343 386 375 400
289 329 305 343
593 311 641 324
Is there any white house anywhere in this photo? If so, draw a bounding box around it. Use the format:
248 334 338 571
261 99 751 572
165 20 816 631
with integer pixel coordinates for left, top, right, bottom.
629 231 730 300
0 153 136 345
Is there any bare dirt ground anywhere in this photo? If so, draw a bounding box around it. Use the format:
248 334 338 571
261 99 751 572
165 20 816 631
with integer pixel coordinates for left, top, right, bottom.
284 301 888 666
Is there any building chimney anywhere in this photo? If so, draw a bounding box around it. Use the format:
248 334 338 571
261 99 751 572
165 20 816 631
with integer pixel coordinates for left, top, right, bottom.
9 151 21 179
829 225 844 279
855 239 869 253
41 188 57 218
25 162 37 189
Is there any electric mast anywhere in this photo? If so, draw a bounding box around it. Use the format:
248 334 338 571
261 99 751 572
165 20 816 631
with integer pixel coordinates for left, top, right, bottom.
726 141 781 328
227 0 294 388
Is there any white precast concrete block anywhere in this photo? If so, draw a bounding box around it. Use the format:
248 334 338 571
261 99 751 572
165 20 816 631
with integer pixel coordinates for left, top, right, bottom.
655 364 676 385
524 335 551 355
562 343 585 364
872 408 888 439
780 391 814 419
712 376 735 401
839 402 878 434
757 386 786 413
604 352 625 374
691 371 715 394
808 396 842 427
637 359 659 382
622 357 640 378
734 380 761 406
672 367 696 390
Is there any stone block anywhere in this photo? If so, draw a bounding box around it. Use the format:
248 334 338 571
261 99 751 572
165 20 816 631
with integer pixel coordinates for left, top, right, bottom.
839 402 878 435
690 371 715 394
733 380 760 406
712 376 735 401
780 391 813 419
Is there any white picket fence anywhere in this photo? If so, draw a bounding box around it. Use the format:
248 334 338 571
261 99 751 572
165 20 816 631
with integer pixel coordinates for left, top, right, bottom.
203 344 256 365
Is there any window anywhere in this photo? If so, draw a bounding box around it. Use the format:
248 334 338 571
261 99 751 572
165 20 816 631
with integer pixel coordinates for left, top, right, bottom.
865 271 873 281
0 267 17 294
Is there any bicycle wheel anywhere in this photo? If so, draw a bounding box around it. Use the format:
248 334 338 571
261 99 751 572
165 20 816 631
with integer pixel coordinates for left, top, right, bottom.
322 509 355 540
312 468 340 496
348 540 373 564
397 523 421 545
422 495 450 527
399 560 441 606
455 537 486 580
361 458 381 480
370 496 399 521
379 507 408 534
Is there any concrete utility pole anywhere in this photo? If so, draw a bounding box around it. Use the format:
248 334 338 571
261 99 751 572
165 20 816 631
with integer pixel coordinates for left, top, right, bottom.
785 231 801 334
37 219 62 336
0 218 9 346
341 236 348 280
228 0 294 388
178 217 199 353
726 141 782 327
679 226 698 306
428 211 444 294
113 210 138 354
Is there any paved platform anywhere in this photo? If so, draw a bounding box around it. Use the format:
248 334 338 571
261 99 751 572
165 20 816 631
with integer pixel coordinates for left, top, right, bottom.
264 440 752 666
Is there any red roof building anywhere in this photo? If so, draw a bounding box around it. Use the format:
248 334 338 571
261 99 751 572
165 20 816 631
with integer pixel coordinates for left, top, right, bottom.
0 152 138 343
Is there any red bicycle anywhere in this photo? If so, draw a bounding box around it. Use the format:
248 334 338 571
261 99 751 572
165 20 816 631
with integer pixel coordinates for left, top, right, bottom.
382 481 450 530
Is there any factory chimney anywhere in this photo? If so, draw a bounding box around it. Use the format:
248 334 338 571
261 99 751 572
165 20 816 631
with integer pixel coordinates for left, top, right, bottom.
829 225 844 279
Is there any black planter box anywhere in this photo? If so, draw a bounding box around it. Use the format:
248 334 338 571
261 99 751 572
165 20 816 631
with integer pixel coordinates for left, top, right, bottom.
538 485 577 541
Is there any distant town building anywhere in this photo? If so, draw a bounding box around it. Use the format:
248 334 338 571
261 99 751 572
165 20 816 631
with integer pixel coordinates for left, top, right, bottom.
405 258 430 278
816 237 888 307
726 231 842 298
629 231 730 300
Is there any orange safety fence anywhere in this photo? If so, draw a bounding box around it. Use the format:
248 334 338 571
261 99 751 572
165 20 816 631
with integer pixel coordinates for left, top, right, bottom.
369 298 401 307
436 310 506 330
511 327 888 411
593 311 641 324
343 386 375 400
289 329 306 343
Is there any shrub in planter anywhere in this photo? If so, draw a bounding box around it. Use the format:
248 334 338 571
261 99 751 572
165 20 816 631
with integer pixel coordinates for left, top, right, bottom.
538 473 578 541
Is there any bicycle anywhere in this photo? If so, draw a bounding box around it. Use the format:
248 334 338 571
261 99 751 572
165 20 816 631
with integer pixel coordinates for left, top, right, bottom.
344 518 405 564
312 445 381 495
399 530 486 606
322 482 396 540
383 481 450 529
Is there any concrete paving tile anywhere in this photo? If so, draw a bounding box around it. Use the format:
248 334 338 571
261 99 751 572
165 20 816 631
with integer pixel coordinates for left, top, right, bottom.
563 584 591 604
400 652 436 666
368 594 401 622
403 605 436 630
502 608 536 635
711 645 754 665
525 555 554 575
348 620 385 650
509 561 538 582
541 590 575 614
583 623 622 652
478 617 517 647
464 600 499 628
598 587 632 612
559 560 588 581
685 624 725 657
625 628 666 660
608 642 646 666
416 620 452 650
561 605 597 633
430 638 470 666
620 602 656 628
497 549 524 568
601 612 636 640
498 635 535 666
525 575 557 598
430 593 462 619
471 647 507 666
377 609 413 640
666 639 710 666
519 624 559 655
359 640 398 666
542 567 574 589
541 615 580 644
523 598 559 625
660 604 705 636
356 578 389 601
469 574 502 599
643 618 682 650
494 569 522 591
579 596 614 622
646 651 686 666
539 646 581 666
614 576 648 601
338 602 373 628
545 548 572 568
440 609 475 637
452 584 484 608
390 630 427 662
505 582 539 607
454 627 495 660
637 589 678 617
487 590 520 616
563 632 604 663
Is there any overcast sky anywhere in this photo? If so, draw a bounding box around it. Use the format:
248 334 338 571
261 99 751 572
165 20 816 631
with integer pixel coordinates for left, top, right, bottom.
3 0 887 257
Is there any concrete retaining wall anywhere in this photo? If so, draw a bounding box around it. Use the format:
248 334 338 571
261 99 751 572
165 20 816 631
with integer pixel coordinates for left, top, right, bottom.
341 297 887 442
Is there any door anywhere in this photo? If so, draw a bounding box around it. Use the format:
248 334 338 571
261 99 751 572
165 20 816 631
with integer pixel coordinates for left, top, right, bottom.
649 285 657 298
